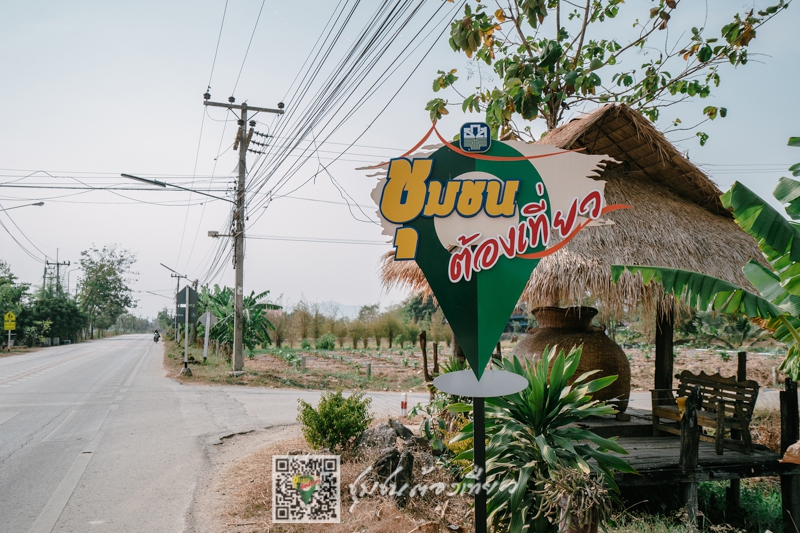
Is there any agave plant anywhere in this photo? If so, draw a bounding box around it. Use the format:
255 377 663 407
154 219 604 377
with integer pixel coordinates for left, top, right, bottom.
198 284 280 354
448 346 635 533
612 136 800 379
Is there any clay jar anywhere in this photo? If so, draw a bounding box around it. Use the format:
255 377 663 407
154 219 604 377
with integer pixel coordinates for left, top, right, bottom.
512 306 631 413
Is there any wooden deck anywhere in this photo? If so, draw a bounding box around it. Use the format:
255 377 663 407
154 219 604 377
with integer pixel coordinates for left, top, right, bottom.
615 437 800 486
579 409 800 486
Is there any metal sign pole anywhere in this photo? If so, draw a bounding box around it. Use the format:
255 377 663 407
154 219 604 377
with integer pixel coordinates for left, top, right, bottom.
474 397 487 533
203 314 210 362
184 286 189 367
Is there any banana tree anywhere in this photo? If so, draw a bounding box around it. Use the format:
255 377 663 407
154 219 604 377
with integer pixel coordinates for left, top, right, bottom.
612 136 800 378
198 285 280 354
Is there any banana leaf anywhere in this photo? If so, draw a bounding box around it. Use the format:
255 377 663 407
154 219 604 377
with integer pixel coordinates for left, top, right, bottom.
722 180 800 294
610 265 783 319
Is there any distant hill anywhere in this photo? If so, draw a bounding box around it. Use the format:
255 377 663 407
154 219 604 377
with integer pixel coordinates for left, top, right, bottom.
320 301 362 320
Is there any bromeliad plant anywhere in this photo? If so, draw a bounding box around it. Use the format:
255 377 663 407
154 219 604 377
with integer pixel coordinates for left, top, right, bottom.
612 136 800 380
448 346 635 533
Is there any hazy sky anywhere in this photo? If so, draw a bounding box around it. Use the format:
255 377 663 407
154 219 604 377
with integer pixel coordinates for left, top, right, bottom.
0 1 798 319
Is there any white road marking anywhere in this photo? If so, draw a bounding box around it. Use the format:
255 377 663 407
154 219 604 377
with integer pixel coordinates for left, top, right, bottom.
123 345 150 388
0 411 19 426
27 430 105 533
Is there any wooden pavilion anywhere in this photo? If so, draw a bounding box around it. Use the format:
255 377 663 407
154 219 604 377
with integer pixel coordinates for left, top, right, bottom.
378 104 800 528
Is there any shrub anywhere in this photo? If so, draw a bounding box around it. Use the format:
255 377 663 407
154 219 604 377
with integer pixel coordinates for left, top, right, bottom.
316 333 336 350
301 338 312 350
297 390 372 451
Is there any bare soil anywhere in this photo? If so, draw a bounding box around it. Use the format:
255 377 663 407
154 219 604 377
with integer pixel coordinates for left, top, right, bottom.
193 422 472 533
627 347 785 391
163 341 430 392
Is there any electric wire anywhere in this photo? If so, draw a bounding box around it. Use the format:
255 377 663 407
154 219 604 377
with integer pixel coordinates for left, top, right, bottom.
231 0 267 97
245 0 461 230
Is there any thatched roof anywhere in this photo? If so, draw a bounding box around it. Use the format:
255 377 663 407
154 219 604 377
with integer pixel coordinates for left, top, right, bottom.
379 104 764 319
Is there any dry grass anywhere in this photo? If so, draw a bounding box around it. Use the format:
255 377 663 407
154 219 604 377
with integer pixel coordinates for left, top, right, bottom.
215 426 473 533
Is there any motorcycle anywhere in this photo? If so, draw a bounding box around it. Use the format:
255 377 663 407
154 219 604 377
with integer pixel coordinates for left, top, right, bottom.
153 332 160 343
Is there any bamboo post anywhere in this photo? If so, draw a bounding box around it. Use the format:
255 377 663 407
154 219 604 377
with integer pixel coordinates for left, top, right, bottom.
432 342 440 374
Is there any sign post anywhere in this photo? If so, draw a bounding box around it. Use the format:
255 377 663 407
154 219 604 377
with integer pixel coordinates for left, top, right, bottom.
372 123 622 533
177 285 197 376
198 311 218 363
4 312 15 352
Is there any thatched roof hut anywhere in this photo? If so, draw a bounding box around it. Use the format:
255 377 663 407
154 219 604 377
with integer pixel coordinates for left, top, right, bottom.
379 104 763 321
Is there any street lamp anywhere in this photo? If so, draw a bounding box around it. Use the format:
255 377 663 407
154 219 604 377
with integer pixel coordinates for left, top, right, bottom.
120 174 234 204
0 201 44 212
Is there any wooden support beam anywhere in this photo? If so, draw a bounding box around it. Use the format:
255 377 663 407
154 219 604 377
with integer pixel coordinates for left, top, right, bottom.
419 330 432 383
729 351 747 510
781 378 800 533
492 342 502 362
453 335 466 366
655 306 675 401
680 386 701 524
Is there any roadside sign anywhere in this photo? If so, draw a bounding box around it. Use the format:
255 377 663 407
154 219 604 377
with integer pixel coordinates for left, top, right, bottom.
176 286 198 323
4 311 16 331
199 311 218 362
198 311 218 327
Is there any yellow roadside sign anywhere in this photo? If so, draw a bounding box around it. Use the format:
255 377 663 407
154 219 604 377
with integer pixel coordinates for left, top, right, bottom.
4 311 15 331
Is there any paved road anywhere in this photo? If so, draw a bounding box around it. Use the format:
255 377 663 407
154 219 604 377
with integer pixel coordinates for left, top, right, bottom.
0 335 427 532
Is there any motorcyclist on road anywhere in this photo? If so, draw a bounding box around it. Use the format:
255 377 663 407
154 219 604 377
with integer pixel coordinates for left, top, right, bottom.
153 329 160 343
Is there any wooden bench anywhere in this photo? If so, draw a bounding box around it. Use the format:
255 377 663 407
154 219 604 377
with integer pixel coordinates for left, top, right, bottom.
651 370 759 454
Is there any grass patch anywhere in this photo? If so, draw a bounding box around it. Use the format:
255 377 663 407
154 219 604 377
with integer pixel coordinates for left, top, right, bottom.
698 479 782 533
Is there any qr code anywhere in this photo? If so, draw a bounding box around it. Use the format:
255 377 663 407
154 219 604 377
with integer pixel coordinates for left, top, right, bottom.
272 455 341 523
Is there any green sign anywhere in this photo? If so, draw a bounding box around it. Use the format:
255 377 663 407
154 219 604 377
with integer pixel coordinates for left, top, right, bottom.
374 137 621 381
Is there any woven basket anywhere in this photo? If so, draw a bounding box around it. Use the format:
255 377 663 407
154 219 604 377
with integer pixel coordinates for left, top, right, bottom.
511 306 631 412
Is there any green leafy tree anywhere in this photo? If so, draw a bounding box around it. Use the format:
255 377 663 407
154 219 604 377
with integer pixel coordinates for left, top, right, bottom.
402 294 438 323
113 313 152 334
428 0 789 143
613 135 800 379
0 261 29 317
19 293 87 343
77 245 136 338
156 307 173 332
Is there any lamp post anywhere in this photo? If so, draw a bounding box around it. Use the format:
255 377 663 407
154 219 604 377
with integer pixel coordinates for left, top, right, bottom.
0 201 44 212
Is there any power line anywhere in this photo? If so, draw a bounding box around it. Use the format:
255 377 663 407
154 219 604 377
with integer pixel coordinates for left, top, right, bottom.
231 0 267 97
207 0 230 89
247 234 386 245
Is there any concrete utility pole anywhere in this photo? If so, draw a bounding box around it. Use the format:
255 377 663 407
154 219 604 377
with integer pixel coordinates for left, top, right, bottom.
160 263 189 340
203 94 283 372
49 249 70 295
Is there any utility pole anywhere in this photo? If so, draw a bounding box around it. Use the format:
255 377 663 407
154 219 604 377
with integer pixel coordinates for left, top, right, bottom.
51 249 70 296
203 93 283 372
160 263 191 341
